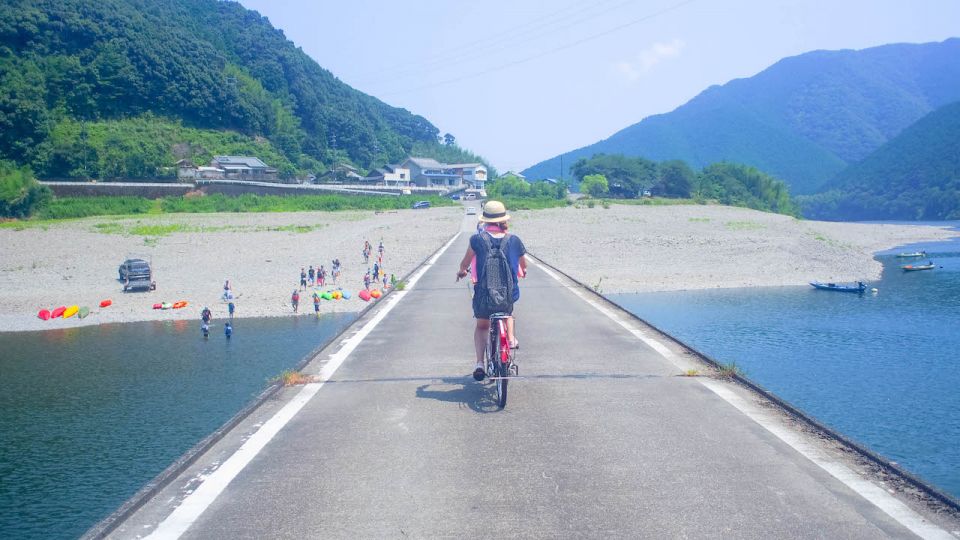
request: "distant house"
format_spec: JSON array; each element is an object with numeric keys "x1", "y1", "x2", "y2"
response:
[
  {"x1": 176, "y1": 159, "x2": 198, "y2": 181},
  {"x1": 210, "y1": 156, "x2": 278, "y2": 180},
  {"x1": 399, "y1": 157, "x2": 487, "y2": 189},
  {"x1": 498, "y1": 171, "x2": 526, "y2": 181},
  {"x1": 363, "y1": 165, "x2": 411, "y2": 186},
  {"x1": 317, "y1": 163, "x2": 363, "y2": 183}
]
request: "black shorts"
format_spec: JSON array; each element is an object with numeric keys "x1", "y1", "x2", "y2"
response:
[{"x1": 472, "y1": 294, "x2": 514, "y2": 319}]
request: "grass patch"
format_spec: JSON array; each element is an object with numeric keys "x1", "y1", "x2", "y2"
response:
[
  {"x1": 263, "y1": 224, "x2": 324, "y2": 234},
  {"x1": 92, "y1": 222, "x2": 125, "y2": 234},
  {"x1": 277, "y1": 370, "x2": 316, "y2": 386},
  {"x1": 13, "y1": 192, "x2": 457, "y2": 222},
  {"x1": 129, "y1": 223, "x2": 195, "y2": 236},
  {"x1": 610, "y1": 197, "x2": 699, "y2": 207},
  {"x1": 724, "y1": 221, "x2": 765, "y2": 231},
  {"x1": 393, "y1": 280, "x2": 407, "y2": 291},
  {"x1": 688, "y1": 217, "x2": 711, "y2": 223},
  {"x1": 143, "y1": 237, "x2": 160, "y2": 247},
  {"x1": 716, "y1": 362, "x2": 744, "y2": 378},
  {"x1": 497, "y1": 196, "x2": 569, "y2": 210}
]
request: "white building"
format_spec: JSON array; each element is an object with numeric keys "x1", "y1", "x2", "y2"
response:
[{"x1": 399, "y1": 157, "x2": 487, "y2": 189}]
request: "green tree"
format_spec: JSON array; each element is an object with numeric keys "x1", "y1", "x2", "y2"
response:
[
  {"x1": 0, "y1": 161, "x2": 51, "y2": 218},
  {"x1": 656, "y1": 160, "x2": 694, "y2": 198},
  {"x1": 580, "y1": 174, "x2": 609, "y2": 197}
]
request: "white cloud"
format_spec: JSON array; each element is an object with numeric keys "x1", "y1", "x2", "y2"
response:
[{"x1": 616, "y1": 39, "x2": 685, "y2": 81}]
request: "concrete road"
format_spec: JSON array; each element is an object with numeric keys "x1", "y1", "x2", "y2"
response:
[{"x1": 107, "y1": 215, "x2": 957, "y2": 539}]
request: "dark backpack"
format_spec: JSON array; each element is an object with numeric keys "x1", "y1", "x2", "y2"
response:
[{"x1": 475, "y1": 232, "x2": 515, "y2": 314}]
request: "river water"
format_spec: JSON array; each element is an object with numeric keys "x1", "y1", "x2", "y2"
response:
[
  {"x1": 0, "y1": 314, "x2": 356, "y2": 540},
  {"x1": 610, "y1": 234, "x2": 960, "y2": 501}
]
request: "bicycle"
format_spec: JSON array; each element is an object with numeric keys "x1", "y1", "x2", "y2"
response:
[{"x1": 486, "y1": 312, "x2": 517, "y2": 409}]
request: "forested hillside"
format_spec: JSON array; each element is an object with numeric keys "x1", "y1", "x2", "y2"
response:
[
  {"x1": 799, "y1": 101, "x2": 960, "y2": 221},
  {"x1": 0, "y1": 0, "x2": 477, "y2": 179},
  {"x1": 523, "y1": 39, "x2": 960, "y2": 194}
]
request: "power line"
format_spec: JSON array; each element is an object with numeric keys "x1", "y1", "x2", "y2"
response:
[
  {"x1": 377, "y1": 0, "x2": 698, "y2": 97},
  {"x1": 349, "y1": 0, "x2": 632, "y2": 84}
]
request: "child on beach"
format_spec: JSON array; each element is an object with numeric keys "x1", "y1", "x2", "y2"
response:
[
  {"x1": 318, "y1": 265, "x2": 326, "y2": 287},
  {"x1": 222, "y1": 280, "x2": 233, "y2": 300},
  {"x1": 291, "y1": 290, "x2": 300, "y2": 313},
  {"x1": 312, "y1": 291, "x2": 321, "y2": 315},
  {"x1": 228, "y1": 301, "x2": 235, "y2": 319},
  {"x1": 382, "y1": 273, "x2": 388, "y2": 289},
  {"x1": 224, "y1": 322, "x2": 232, "y2": 339},
  {"x1": 299, "y1": 268, "x2": 307, "y2": 290},
  {"x1": 308, "y1": 266, "x2": 316, "y2": 287},
  {"x1": 363, "y1": 269, "x2": 371, "y2": 290}
]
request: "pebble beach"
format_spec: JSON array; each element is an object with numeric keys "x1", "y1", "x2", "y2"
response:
[{"x1": 2, "y1": 203, "x2": 957, "y2": 332}]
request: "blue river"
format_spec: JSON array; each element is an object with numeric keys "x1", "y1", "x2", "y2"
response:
[
  {"x1": 0, "y1": 313, "x2": 356, "y2": 540},
  {"x1": 610, "y1": 233, "x2": 960, "y2": 500}
]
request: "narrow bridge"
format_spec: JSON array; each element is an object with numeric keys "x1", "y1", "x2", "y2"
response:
[{"x1": 99, "y1": 216, "x2": 958, "y2": 539}]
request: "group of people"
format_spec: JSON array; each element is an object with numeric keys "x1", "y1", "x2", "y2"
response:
[
  {"x1": 200, "y1": 299, "x2": 233, "y2": 339},
  {"x1": 299, "y1": 264, "x2": 329, "y2": 290}
]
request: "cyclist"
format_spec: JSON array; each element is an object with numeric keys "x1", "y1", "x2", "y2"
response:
[{"x1": 456, "y1": 200, "x2": 527, "y2": 381}]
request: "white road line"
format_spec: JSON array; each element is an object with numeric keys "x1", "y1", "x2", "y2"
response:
[
  {"x1": 146, "y1": 233, "x2": 461, "y2": 540},
  {"x1": 533, "y1": 259, "x2": 953, "y2": 540}
]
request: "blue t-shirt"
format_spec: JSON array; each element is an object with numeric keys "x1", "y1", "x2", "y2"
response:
[{"x1": 470, "y1": 232, "x2": 526, "y2": 302}]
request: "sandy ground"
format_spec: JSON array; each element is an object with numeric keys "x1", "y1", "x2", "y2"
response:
[
  {"x1": 3, "y1": 203, "x2": 958, "y2": 332},
  {"x1": 510, "y1": 204, "x2": 959, "y2": 293},
  {"x1": 0, "y1": 207, "x2": 462, "y2": 332}
]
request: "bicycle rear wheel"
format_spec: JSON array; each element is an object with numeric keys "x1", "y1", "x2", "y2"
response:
[{"x1": 493, "y1": 325, "x2": 508, "y2": 409}]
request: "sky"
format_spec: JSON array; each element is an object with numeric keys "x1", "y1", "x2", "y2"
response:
[{"x1": 237, "y1": 0, "x2": 960, "y2": 173}]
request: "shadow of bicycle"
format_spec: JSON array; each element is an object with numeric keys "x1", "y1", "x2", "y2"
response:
[{"x1": 415, "y1": 377, "x2": 504, "y2": 413}]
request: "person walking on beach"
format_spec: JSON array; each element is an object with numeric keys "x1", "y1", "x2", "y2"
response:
[
  {"x1": 308, "y1": 265, "x2": 316, "y2": 287},
  {"x1": 318, "y1": 265, "x2": 326, "y2": 287},
  {"x1": 312, "y1": 291, "x2": 321, "y2": 316},
  {"x1": 372, "y1": 262, "x2": 380, "y2": 283},
  {"x1": 291, "y1": 290, "x2": 300, "y2": 313},
  {"x1": 363, "y1": 269, "x2": 372, "y2": 290},
  {"x1": 382, "y1": 272, "x2": 388, "y2": 289},
  {"x1": 299, "y1": 268, "x2": 307, "y2": 291},
  {"x1": 378, "y1": 240, "x2": 384, "y2": 260},
  {"x1": 228, "y1": 301, "x2": 235, "y2": 319}
]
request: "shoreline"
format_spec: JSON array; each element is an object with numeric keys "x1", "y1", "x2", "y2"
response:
[{"x1": 512, "y1": 205, "x2": 959, "y2": 294}]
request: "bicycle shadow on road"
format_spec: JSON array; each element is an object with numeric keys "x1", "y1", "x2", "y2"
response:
[{"x1": 415, "y1": 378, "x2": 504, "y2": 414}]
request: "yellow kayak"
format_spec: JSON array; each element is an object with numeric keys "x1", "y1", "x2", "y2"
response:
[{"x1": 62, "y1": 305, "x2": 80, "y2": 318}]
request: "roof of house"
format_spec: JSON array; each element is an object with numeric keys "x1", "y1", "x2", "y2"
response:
[
  {"x1": 404, "y1": 157, "x2": 444, "y2": 169},
  {"x1": 445, "y1": 163, "x2": 485, "y2": 169},
  {"x1": 212, "y1": 156, "x2": 269, "y2": 168},
  {"x1": 500, "y1": 171, "x2": 526, "y2": 179}
]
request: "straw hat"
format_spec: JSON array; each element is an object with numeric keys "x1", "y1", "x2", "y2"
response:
[{"x1": 479, "y1": 200, "x2": 510, "y2": 223}]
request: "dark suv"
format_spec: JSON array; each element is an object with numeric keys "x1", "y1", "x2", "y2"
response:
[
  {"x1": 118, "y1": 258, "x2": 155, "y2": 291},
  {"x1": 118, "y1": 259, "x2": 151, "y2": 281},
  {"x1": 412, "y1": 200, "x2": 431, "y2": 209}
]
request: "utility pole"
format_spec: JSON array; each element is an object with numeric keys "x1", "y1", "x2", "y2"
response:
[{"x1": 559, "y1": 153, "x2": 563, "y2": 184}]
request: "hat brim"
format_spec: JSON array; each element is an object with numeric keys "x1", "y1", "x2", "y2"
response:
[{"x1": 478, "y1": 213, "x2": 510, "y2": 223}]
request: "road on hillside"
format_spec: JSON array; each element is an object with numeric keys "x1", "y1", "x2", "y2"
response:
[{"x1": 108, "y1": 213, "x2": 949, "y2": 539}]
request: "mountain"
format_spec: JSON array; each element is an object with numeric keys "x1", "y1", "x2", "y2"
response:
[
  {"x1": 522, "y1": 39, "x2": 960, "y2": 194},
  {"x1": 799, "y1": 101, "x2": 960, "y2": 220},
  {"x1": 0, "y1": 0, "x2": 465, "y2": 179}
]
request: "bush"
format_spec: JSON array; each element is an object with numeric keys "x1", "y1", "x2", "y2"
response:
[{"x1": 0, "y1": 162, "x2": 51, "y2": 218}]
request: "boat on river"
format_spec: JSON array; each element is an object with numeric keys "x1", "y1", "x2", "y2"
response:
[
  {"x1": 896, "y1": 251, "x2": 926, "y2": 258},
  {"x1": 810, "y1": 281, "x2": 866, "y2": 293},
  {"x1": 902, "y1": 262, "x2": 936, "y2": 272}
]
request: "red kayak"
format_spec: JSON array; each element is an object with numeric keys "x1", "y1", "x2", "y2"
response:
[
  {"x1": 152, "y1": 303, "x2": 163, "y2": 310},
  {"x1": 51, "y1": 306, "x2": 66, "y2": 318},
  {"x1": 358, "y1": 290, "x2": 371, "y2": 302},
  {"x1": 99, "y1": 299, "x2": 112, "y2": 308},
  {"x1": 38, "y1": 309, "x2": 51, "y2": 321}
]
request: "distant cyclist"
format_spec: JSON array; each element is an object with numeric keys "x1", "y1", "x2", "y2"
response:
[{"x1": 456, "y1": 200, "x2": 527, "y2": 381}]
